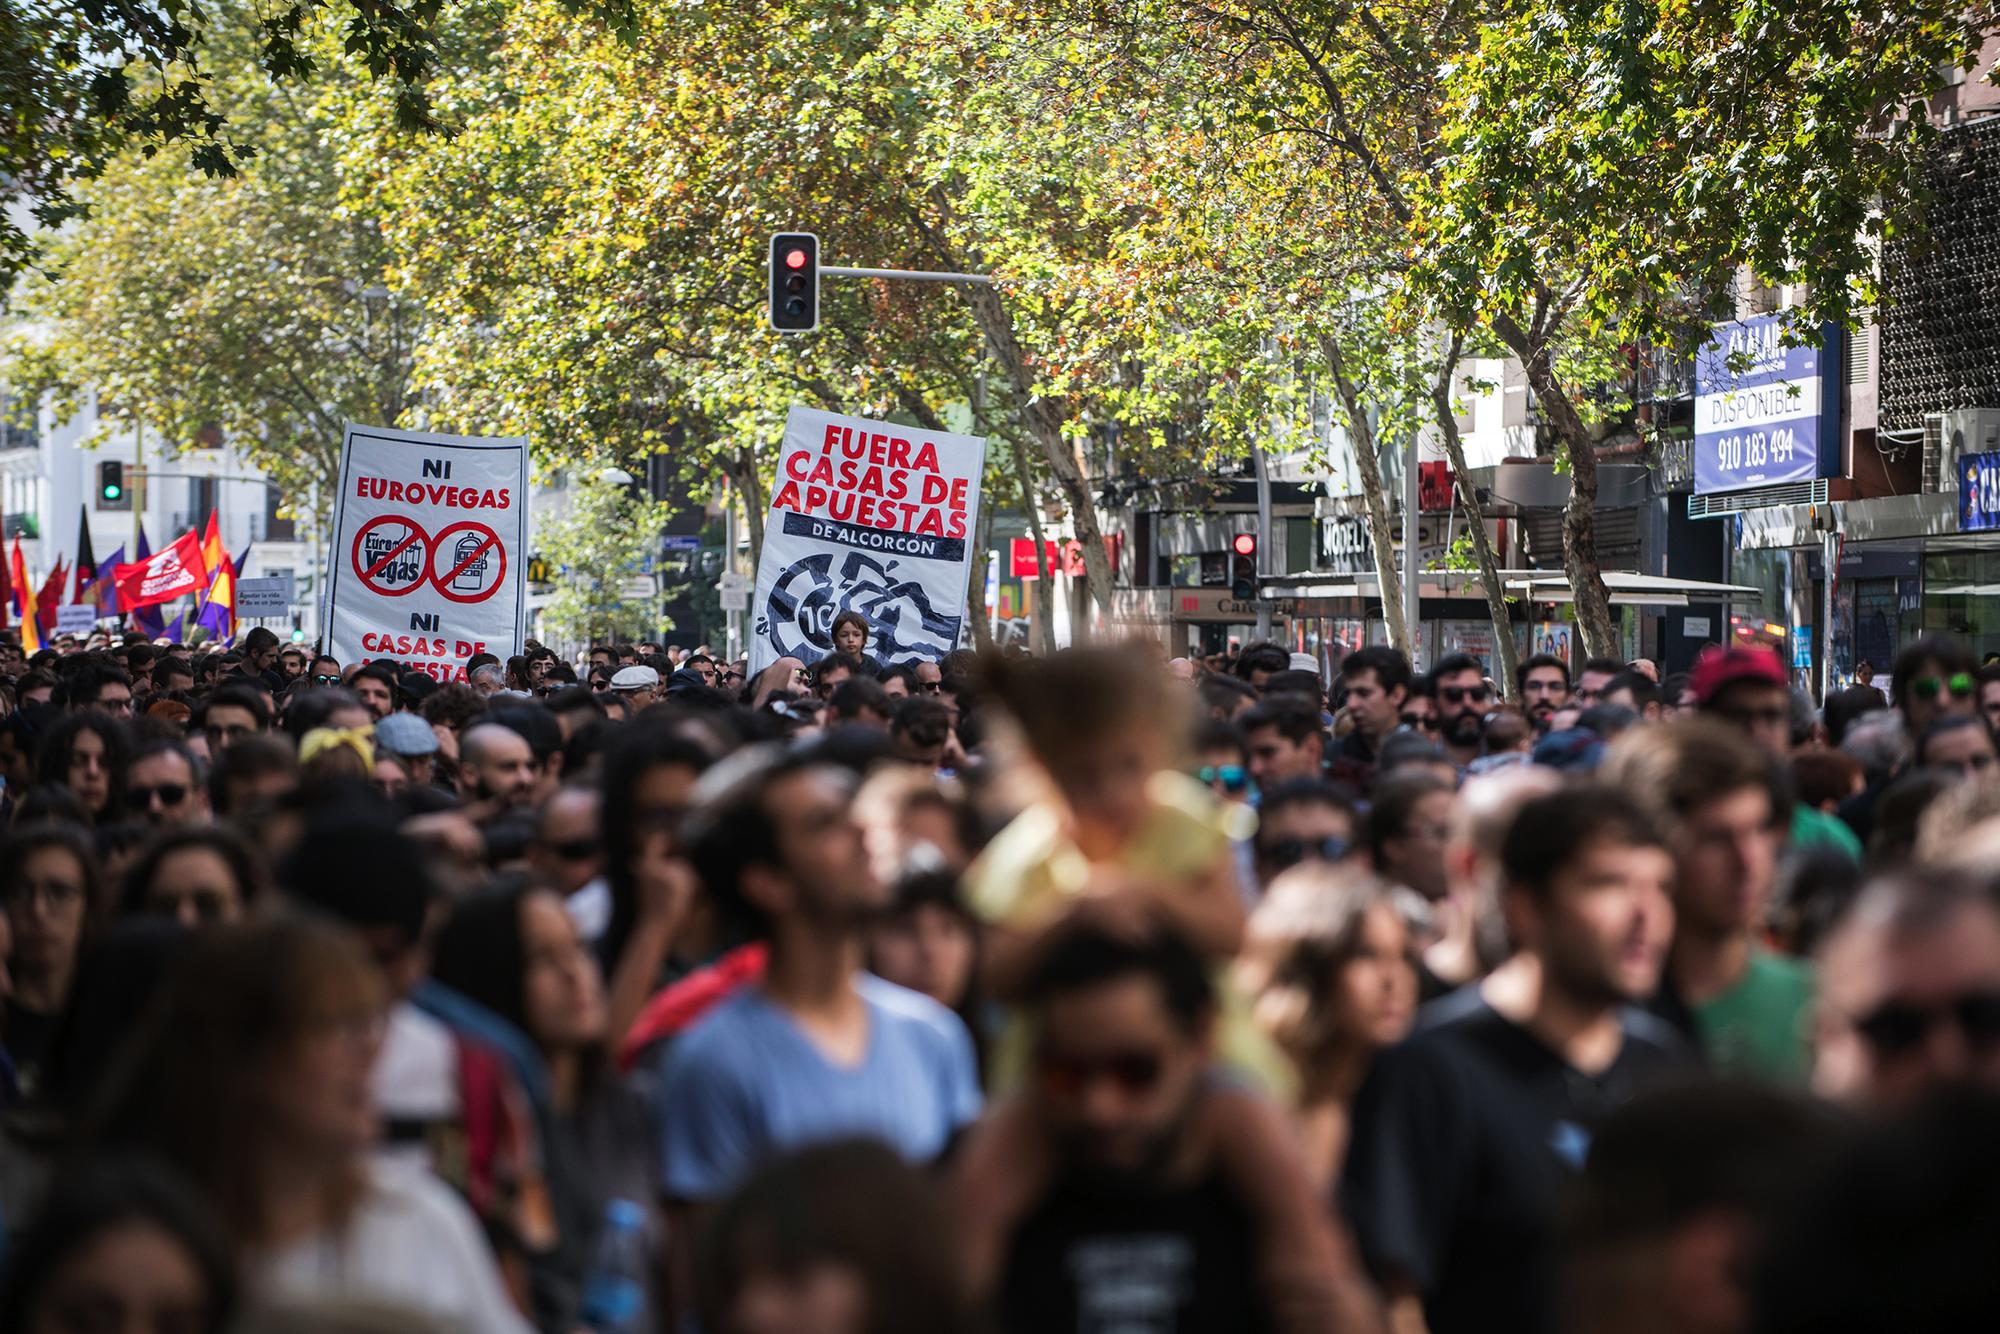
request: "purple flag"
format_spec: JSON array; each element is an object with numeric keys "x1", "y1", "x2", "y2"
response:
[
  {"x1": 131, "y1": 527, "x2": 166, "y2": 639},
  {"x1": 92, "y1": 547, "x2": 125, "y2": 616}
]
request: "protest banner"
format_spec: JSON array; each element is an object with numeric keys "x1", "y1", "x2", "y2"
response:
[
  {"x1": 236, "y1": 575, "x2": 295, "y2": 619},
  {"x1": 751, "y1": 407, "x2": 986, "y2": 671},
  {"x1": 56, "y1": 604, "x2": 97, "y2": 635},
  {"x1": 322, "y1": 423, "x2": 529, "y2": 682}
]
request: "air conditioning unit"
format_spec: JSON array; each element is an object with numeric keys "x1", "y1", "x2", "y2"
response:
[{"x1": 1924, "y1": 409, "x2": 2000, "y2": 494}]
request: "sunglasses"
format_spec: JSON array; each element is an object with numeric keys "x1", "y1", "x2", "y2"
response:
[
  {"x1": 311, "y1": 674, "x2": 344, "y2": 687},
  {"x1": 1197, "y1": 764, "x2": 1251, "y2": 794},
  {"x1": 920, "y1": 680, "x2": 942, "y2": 694},
  {"x1": 1035, "y1": 1048, "x2": 1166, "y2": 1100},
  {"x1": 545, "y1": 838, "x2": 599, "y2": 862},
  {"x1": 1912, "y1": 673, "x2": 1976, "y2": 701},
  {"x1": 129, "y1": 783, "x2": 190, "y2": 808},
  {"x1": 1399, "y1": 713, "x2": 1439, "y2": 731},
  {"x1": 1439, "y1": 684, "x2": 1491, "y2": 705},
  {"x1": 1257, "y1": 835, "x2": 1349, "y2": 872},
  {"x1": 591, "y1": 680, "x2": 611, "y2": 692},
  {"x1": 1855, "y1": 990, "x2": 2000, "y2": 1056}
]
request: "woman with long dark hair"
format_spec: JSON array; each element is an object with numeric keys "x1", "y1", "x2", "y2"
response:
[
  {"x1": 34, "y1": 714, "x2": 130, "y2": 825},
  {"x1": 431, "y1": 878, "x2": 663, "y2": 1332}
]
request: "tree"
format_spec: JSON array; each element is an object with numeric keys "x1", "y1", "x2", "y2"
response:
[
  {"x1": 5, "y1": 15, "x2": 419, "y2": 526},
  {"x1": 0, "y1": 0, "x2": 636, "y2": 289},
  {"x1": 535, "y1": 470, "x2": 674, "y2": 650},
  {"x1": 1408, "y1": 0, "x2": 1980, "y2": 656}
]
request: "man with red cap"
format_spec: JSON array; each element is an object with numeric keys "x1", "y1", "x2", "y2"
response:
[{"x1": 1691, "y1": 645, "x2": 1861, "y2": 864}]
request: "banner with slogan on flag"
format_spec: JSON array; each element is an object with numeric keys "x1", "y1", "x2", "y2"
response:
[
  {"x1": 750, "y1": 406, "x2": 987, "y2": 672},
  {"x1": 113, "y1": 529, "x2": 208, "y2": 610},
  {"x1": 322, "y1": 422, "x2": 529, "y2": 683}
]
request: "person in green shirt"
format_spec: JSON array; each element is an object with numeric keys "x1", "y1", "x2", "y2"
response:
[{"x1": 1604, "y1": 713, "x2": 1814, "y2": 1081}]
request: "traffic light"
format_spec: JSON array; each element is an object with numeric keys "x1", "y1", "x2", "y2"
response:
[
  {"x1": 768, "y1": 232, "x2": 820, "y2": 332},
  {"x1": 1230, "y1": 532, "x2": 1257, "y2": 600},
  {"x1": 98, "y1": 460, "x2": 130, "y2": 510}
]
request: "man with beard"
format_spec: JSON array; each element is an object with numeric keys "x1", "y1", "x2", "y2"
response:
[
  {"x1": 1343, "y1": 785, "x2": 1694, "y2": 1334},
  {"x1": 1430, "y1": 653, "x2": 1492, "y2": 769},
  {"x1": 457, "y1": 721, "x2": 539, "y2": 818},
  {"x1": 958, "y1": 927, "x2": 1380, "y2": 1334},
  {"x1": 657, "y1": 748, "x2": 982, "y2": 1291},
  {"x1": 1515, "y1": 653, "x2": 1571, "y2": 734}
]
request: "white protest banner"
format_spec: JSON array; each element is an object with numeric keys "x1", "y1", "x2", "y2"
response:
[
  {"x1": 751, "y1": 406, "x2": 986, "y2": 671},
  {"x1": 56, "y1": 604, "x2": 96, "y2": 635},
  {"x1": 236, "y1": 575, "x2": 294, "y2": 619},
  {"x1": 323, "y1": 423, "x2": 528, "y2": 682}
]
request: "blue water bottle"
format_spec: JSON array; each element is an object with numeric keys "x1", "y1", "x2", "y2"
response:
[{"x1": 579, "y1": 1198, "x2": 649, "y2": 1334}]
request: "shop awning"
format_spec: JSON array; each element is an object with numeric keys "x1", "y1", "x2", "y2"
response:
[
  {"x1": 1502, "y1": 571, "x2": 1763, "y2": 607},
  {"x1": 1263, "y1": 569, "x2": 1761, "y2": 607}
]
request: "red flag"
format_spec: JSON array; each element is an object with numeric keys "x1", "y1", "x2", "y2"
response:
[
  {"x1": 112, "y1": 529, "x2": 209, "y2": 610},
  {"x1": 35, "y1": 556, "x2": 67, "y2": 634}
]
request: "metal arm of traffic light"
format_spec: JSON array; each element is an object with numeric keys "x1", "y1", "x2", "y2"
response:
[{"x1": 820, "y1": 265, "x2": 993, "y2": 285}]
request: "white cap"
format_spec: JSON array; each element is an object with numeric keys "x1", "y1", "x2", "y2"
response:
[
  {"x1": 611, "y1": 665, "x2": 661, "y2": 690},
  {"x1": 1288, "y1": 652, "x2": 1320, "y2": 673}
]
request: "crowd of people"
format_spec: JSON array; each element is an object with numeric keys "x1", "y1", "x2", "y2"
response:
[{"x1": 0, "y1": 614, "x2": 1996, "y2": 1333}]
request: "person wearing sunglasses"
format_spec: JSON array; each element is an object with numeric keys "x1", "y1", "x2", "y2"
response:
[
  {"x1": 1251, "y1": 779, "x2": 1361, "y2": 893},
  {"x1": 1430, "y1": 653, "x2": 1493, "y2": 768},
  {"x1": 1815, "y1": 871, "x2": 2000, "y2": 1111},
  {"x1": 1891, "y1": 633, "x2": 1978, "y2": 737},
  {"x1": 124, "y1": 739, "x2": 210, "y2": 828},
  {"x1": 958, "y1": 927, "x2": 1377, "y2": 1333},
  {"x1": 1192, "y1": 719, "x2": 1255, "y2": 807}
]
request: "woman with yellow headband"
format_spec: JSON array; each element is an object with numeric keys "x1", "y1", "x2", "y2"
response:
[{"x1": 298, "y1": 727, "x2": 375, "y2": 785}]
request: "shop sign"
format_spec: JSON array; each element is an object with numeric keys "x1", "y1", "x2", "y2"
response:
[
  {"x1": 1694, "y1": 314, "x2": 1836, "y2": 495},
  {"x1": 1960, "y1": 450, "x2": 2000, "y2": 533},
  {"x1": 1172, "y1": 588, "x2": 1298, "y2": 622}
]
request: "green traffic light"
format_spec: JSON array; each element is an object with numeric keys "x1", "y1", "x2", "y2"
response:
[{"x1": 102, "y1": 484, "x2": 122, "y2": 501}]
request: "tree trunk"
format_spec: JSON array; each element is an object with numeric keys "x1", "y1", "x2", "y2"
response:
[
  {"x1": 1011, "y1": 432, "x2": 1059, "y2": 655},
  {"x1": 1429, "y1": 334, "x2": 1521, "y2": 698},
  {"x1": 967, "y1": 499, "x2": 994, "y2": 650},
  {"x1": 1320, "y1": 332, "x2": 1412, "y2": 660},
  {"x1": 963, "y1": 280, "x2": 1115, "y2": 619},
  {"x1": 726, "y1": 447, "x2": 765, "y2": 577},
  {"x1": 1490, "y1": 317, "x2": 1618, "y2": 660}
]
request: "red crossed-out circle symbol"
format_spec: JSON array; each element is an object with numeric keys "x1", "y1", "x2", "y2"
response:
[
  {"x1": 429, "y1": 520, "x2": 508, "y2": 604},
  {"x1": 352, "y1": 515, "x2": 432, "y2": 597}
]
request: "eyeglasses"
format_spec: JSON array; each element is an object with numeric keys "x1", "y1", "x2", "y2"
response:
[
  {"x1": 721, "y1": 671, "x2": 745, "y2": 685},
  {"x1": 545, "y1": 837, "x2": 600, "y2": 862},
  {"x1": 1257, "y1": 835, "x2": 1350, "y2": 872},
  {"x1": 1912, "y1": 673, "x2": 1976, "y2": 701},
  {"x1": 1035, "y1": 1047, "x2": 1166, "y2": 1100},
  {"x1": 130, "y1": 783, "x2": 190, "y2": 808},
  {"x1": 1196, "y1": 764, "x2": 1251, "y2": 794},
  {"x1": 4, "y1": 879, "x2": 83, "y2": 909},
  {"x1": 1399, "y1": 713, "x2": 1439, "y2": 731},
  {"x1": 1855, "y1": 990, "x2": 2000, "y2": 1056},
  {"x1": 1439, "y1": 684, "x2": 1490, "y2": 705}
]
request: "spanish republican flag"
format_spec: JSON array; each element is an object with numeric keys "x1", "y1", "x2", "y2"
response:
[
  {"x1": 200, "y1": 512, "x2": 224, "y2": 579},
  {"x1": 12, "y1": 537, "x2": 39, "y2": 654},
  {"x1": 194, "y1": 549, "x2": 237, "y2": 642}
]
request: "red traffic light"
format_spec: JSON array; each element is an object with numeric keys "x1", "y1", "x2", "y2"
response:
[
  {"x1": 1231, "y1": 533, "x2": 1257, "y2": 557},
  {"x1": 784, "y1": 247, "x2": 810, "y2": 270}
]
